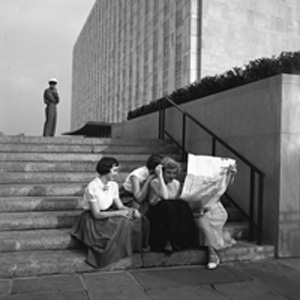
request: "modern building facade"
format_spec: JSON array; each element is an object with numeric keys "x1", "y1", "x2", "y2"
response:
[{"x1": 71, "y1": 0, "x2": 300, "y2": 130}]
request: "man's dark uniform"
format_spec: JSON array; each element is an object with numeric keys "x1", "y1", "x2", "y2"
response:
[{"x1": 43, "y1": 80, "x2": 59, "y2": 137}]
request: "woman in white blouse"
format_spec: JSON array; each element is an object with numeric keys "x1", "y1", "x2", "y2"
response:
[
  {"x1": 71, "y1": 157, "x2": 144, "y2": 268},
  {"x1": 120, "y1": 154, "x2": 163, "y2": 214}
]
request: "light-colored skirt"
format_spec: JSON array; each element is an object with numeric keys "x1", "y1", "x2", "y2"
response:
[{"x1": 195, "y1": 201, "x2": 236, "y2": 250}]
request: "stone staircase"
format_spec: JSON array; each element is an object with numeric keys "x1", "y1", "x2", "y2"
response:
[{"x1": 0, "y1": 136, "x2": 274, "y2": 278}]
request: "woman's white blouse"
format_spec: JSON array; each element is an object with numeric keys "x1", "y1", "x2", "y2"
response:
[
  {"x1": 149, "y1": 178, "x2": 181, "y2": 206},
  {"x1": 81, "y1": 177, "x2": 119, "y2": 211},
  {"x1": 122, "y1": 166, "x2": 149, "y2": 193}
]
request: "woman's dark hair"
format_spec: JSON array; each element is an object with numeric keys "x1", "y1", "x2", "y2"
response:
[
  {"x1": 96, "y1": 157, "x2": 119, "y2": 175},
  {"x1": 146, "y1": 154, "x2": 163, "y2": 171}
]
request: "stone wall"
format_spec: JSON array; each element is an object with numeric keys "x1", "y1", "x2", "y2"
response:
[
  {"x1": 72, "y1": 0, "x2": 300, "y2": 131},
  {"x1": 201, "y1": 0, "x2": 300, "y2": 76},
  {"x1": 71, "y1": 0, "x2": 197, "y2": 130}
]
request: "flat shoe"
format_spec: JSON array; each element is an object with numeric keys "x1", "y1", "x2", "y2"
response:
[
  {"x1": 206, "y1": 255, "x2": 220, "y2": 270},
  {"x1": 143, "y1": 246, "x2": 151, "y2": 253},
  {"x1": 163, "y1": 240, "x2": 174, "y2": 254}
]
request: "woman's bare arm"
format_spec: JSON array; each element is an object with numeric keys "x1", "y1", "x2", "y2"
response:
[
  {"x1": 89, "y1": 200, "x2": 127, "y2": 219},
  {"x1": 155, "y1": 165, "x2": 169, "y2": 199},
  {"x1": 130, "y1": 174, "x2": 155, "y2": 203}
]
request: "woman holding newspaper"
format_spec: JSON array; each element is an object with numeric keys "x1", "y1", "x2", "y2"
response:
[{"x1": 181, "y1": 154, "x2": 237, "y2": 270}]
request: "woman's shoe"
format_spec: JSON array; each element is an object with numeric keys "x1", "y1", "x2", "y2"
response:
[
  {"x1": 142, "y1": 246, "x2": 151, "y2": 253},
  {"x1": 206, "y1": 254, "x2": 220, "y2": 270},
  {"x1": 163, "y1": 241, "x2": 173, "y2": 254}
]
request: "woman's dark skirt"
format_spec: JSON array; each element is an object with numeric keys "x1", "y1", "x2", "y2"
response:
[
  {"x1": 148, "y1": 199, "x2": 197, "y2": 252},
  {"x1": 119, "y1": 186, "x2": 149, "y2": 214},
  {"x1": 71, "y1": 211, "x2": 143, "y2": 268}
]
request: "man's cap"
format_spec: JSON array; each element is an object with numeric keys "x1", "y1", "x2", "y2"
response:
[{"x1": 48, "y1": 78, "x2": 58, "y2": 84}]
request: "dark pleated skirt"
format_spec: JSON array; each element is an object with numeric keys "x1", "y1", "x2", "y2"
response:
[
  {"x1": 71, "y1": 211, "x2": 143, "y2": 268},
  {"x1": 119, "y1": 186, "x2": 149, "y2": 214},
  {"x1": 148, "y1": 199, "x2": 197, "y2": 252}
]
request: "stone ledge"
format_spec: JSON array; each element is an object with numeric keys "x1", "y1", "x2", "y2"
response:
[{"x1": 0, "y1": 243, "x2": 275, "y2": 279}]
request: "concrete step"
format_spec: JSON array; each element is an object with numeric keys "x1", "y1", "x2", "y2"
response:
[
  {"x1": 0, "y1": 152, "x2": 154, "y2": 162},
  {"x1": 0, "y1": 209, "x2": 249, "y2": 240},
  {"x1": 0, "y1": 243, "x2": 275, "y2": 278},
  {"x1": 143, "y1": 242, "x2": 275, "y2": 268},
  {"x1": 0, "y1": 183, "x2": 87, "y2": 197},
  {"x1": 0, "y1": 211, "x2": 81, "y2": 231},
  {"x1": 0, "y1": 172, "x2": 130, "y2": 184},
  {"x1": 0, "y1": 196, "x2": 82, "y2": 212},
  {"x1": 0, "y1": 197, "x2": 244, "y2": 222},
  {"x1": 0, "y1": 180, "x2": 142, "y2": 197},
  {"x1": 0, "y1": 136, "x2": 173, "y2": 146},
  {"x1": 224, "y1": 222, "x2": 249, "y2": 240},
  {"x1": 0, "y1": 135, "x2": 261, "y2": 279},
  {"x1": 0, "y1": 225, "x2": 248, "y2": 253},
  {"x1": 0, "y1": 143, "x2": 178, "y2": 154},
  {"x1": 0, "y1": 153, "x2": 181, "y2": 164},
  {"x1": 0, "y1": 229, "x2": 78, "y2": 252},
  {"x1": 0, "y1": 172, "x2": 96, "y2": 184},
  {"x1": 0, "y1": 160, "x2": 144, "y2": 173},
  {"x1": 0, "y1": 225, "x2": 247, "y2": 253}
]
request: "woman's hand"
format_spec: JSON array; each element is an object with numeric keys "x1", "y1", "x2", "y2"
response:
[
  {"x1": 133, "y1": 209, "x2": 141, "y2": 219},
  {"x1": 119, "y1": 210, "x2": 133, "y2": 219},
  {"x1": 119, "y1": 209, "x2": 141, "y2": 219},
  {"x1": 155, "y1": 164, "x2": 163, "y2": 177}
]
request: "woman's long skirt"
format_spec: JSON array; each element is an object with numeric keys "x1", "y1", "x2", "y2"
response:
[
  {"x1": 71, "y1": 211, "x2": 143, "y2": 268},
  {"x1": 196, "y1": 201, "x2": 236, "y2": 250},
  {"x1": 119, "y1": 186, "x2": 149, "y2": 215},
  {"x1": 148, "y1": 199, "x2": 197, "y2": 252}
]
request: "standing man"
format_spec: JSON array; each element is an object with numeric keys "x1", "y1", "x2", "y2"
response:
[{"x1": 43, "y1": 78, "x2": 60, "y2": 137}]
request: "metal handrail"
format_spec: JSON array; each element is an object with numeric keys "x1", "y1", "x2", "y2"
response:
[{"x1": 158, "y1": 97, "x2": 265, "y2": 244}]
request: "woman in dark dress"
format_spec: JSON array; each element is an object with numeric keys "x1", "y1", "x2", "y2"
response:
[
  {"x1": 147, "y1": 157, "x2": 197, "y2": 253},
  {"x1": 71, "y1": 157, "x2": 144, "y2": 268}
]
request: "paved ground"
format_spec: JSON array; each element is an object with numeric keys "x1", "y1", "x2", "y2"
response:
[{"x1": 0, "y1": 258, "x2": 299, "y2": 300}]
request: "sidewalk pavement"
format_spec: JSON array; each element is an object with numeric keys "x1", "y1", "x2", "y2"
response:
[{"x1": 0, "y1": 258, "x2": 300, "y2": 300}]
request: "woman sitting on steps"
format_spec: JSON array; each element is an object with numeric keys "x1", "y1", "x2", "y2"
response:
[
  {"x1": 119, "y1": 154, "x2": 163, "y2": 214},
  {"x1": 147, "y1": 157, "x2": 197, "y2": 253},
  {"x1": 181, "y1": 154, "x2": 237, "y2": 270},
  {"x1": 71, "y1": 157, "x2": 147, "y2": 268}
]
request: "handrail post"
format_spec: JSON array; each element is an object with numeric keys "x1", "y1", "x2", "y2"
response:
[
  {"x1": 181, "y1": 114, "x2": 186, "y2": 161},
  {"x1": 212, "y1": 137, "x2": 216, "y2": 156},
  {"x1": 257, "y1": 175, "x2": 264, "y2": 245},
  {"x1": 162, "y1": 99, "x2": 165, "y2": 139},
  {"x1": 159, "y1": 99, "x2": 166, "y2": 140},
  {"x1": 249, "y1": 170, "x2": 255, "y2": 241},
  {"x1": 158, "y1": 100, "x2": 162, "y2": 139}
]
